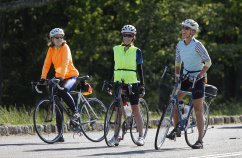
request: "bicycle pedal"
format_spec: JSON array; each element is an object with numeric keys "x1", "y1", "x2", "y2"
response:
[
  {"x1": 174, "y1": 134, "x2": 177, "y2": 141},
  {"x1": 118, "y1": 136, "x2": 123, "y2": 142},
  {"x1": 72, "y1": 131, "x2": 83, "y2": 138}
]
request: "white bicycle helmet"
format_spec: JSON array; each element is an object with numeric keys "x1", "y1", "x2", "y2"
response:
[
  {"x1": 181, "y1": 19, "x2": 199, "y2": 32},
  {"x1": 49, "y1": 28, "x2": 65, "y2": 38},
  {"x1": 121, "y1": 25, "x2": 136, "y2": 34}
]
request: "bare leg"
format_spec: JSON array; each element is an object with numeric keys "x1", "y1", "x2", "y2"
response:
[
  {"x1": 114, "y1": 107, "x2": 122, "y2": 136},
  {"x1": 172, "y1": 92, "x2": 186, "y2": 128},
  {"x1": 131, "y1": 104, "x2": 143, "y2": 137},
  {"x1": 193, "y1": 98, "x2": 204, "y2": 142}
]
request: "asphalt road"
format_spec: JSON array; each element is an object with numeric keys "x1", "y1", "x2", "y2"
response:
[{"x1": 0, "y1": 124, "x2": 242, "y2": 158}]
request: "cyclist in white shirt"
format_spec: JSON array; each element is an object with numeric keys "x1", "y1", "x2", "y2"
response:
[{"x1": 168, "y1": 19, "x2": 212, "y2": 149}]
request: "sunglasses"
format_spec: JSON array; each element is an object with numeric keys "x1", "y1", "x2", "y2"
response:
[
  {"x1": 123, "y1": 34, "x2": 134, "y2": 38},
  {"x1": 182, "y1": 26, "x2": 190, "y2": 30},
  {"x1": 53, "y1": 36, "x2": 64, "y2": 39}
]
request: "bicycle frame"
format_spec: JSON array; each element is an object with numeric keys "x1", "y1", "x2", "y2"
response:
[
  {"x1": 64, "y1": 90, "x2": 100, "y2": 126},
  {"x1": 104, "y1": 80, "x2": 134, "y2": 139},
  {"x1": 155, "y1": 66, "x2": 214, "y2": 149},
  {"x1": 43, "y1": 84, "x2": 60, "y2": 123},
  {"x1": 113, "y1": 83, "x2": 132, "y2": 128},
  {"x1": 171, "y1": 91, "x2": 194, "y2": 131},
  {"x1": 164, "y1": 67, "x2": 199, "y2": 132},
  {"x1": 34, "y1": 78, "x2": 100, "y2": 126}
]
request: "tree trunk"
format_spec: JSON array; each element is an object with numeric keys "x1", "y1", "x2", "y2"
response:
[
  {"x1": 235, "y1": 57, "x2": 242, "y2": 99},
  {"x1": 0, "y1": 9, "x2": 6, "y2": 106}
]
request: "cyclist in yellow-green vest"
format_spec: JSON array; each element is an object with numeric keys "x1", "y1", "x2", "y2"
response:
[{"x1": 108, "y1": 25, "x2": 145, "y2": 146}]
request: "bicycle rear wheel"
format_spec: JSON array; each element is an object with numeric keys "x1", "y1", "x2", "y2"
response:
[
  {"x1": 130, "y1": 98, "x2": 149, "y2": 145},
  {"x1": 185, "y1": 99, "x2": 209, "y2": 147},
  {"x1": 33, "y1": 99, "x2": 63, "y2": 144},
  {"x1": 104, "y1": 100, "x2": 122, "y2": 147},
  {"x1": 155, "y1": 100, "x2": 175, "y2": 150},
  {"x1": 80, "y1": 98, "x2": 106, "y2": 142}
]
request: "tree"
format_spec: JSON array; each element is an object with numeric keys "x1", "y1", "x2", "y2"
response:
[
  {"x1": 0, "y1": 0, "x2": 61, "y2": 12},
  {"x1": 0, "y1": 0, "x2": 61, "y2": 106},
  {"x1": 0, "y1": 0, "x2": 241, "y2": 113}
]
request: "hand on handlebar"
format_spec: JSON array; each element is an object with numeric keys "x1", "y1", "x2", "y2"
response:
[
  {"x1": 39, "y1": 78, "x2": 46, "y2": 84},
  {"x1": 173, "y1": 82, "x2": 178, "y2": 88},
  {"x1": 189, "y1": 77, "x2": 194, "y2": 82},
  {"x1": 104, "y1": 83, "x2": 113, "y2": 95},
  {"x1": 139, "y1": 87, "x2": 145, "y2": 98},
  {"x1": 108, "y1": 89, "x2": 113, "y2": 95},
  {"x1": 32, "y1": 78, "x2": 64, "y2": 94},
  {"x1": 189, "y1": 74, "x2": 201, "y2": 83},
  {"x1": 59, "y1": 77, "x2": 64, "y2": 82}
]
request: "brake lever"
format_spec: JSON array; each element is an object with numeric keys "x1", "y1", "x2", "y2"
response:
[
  {"x1": 31, "y1": 81, "x2": 34, "y2": 93},
  {"x1": 161, "y1": 66, "x2": 168, "y2": 79},
  {"x1": 51, "y1": 78, "x2": 64, "y2": 90},
  {"x1": 102, "y1": 80, "x2": 108, "y2": 92},
  {"x1": 192, "y1": 76, "x2": 197, "y2": 89},
  {"x1": 128, "y1": 83, "x2": 134, "y2": 95}
]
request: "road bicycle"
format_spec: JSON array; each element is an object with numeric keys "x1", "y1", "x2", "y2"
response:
[
  {"x1": 102, "y1": 79, "x2": 149, "y2": 147},
  {"x1": 155, "y1": 67, "x2": 217, "y2": 150},
  {"x1": 31, "y1": 76, "x2": 106, "y2": 144}
]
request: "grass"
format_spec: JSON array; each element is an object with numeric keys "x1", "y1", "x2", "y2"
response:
[
  {"x1": 0, "y1": 100, "x2": 242, "y2": 126},
  {"x1": 209, "y1": 99, "x2": 242, "y2": 117},
  {"x1": 0, "y1": 105, "x2": 34, "y2": 125}
]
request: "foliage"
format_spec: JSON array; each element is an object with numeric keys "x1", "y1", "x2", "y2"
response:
[
  {"x1": 210, "y1": 97, "x2": 242, "y2": 116},
  {"x1": 0, "y1": 105, "x2": 34, "y2": 125},
  {"x1": 0, "y1": 0, "x2": 241, "y2": 114}
]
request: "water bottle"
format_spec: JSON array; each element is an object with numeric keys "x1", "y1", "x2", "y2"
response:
[
  {"x1": 179, "y1": 100, "x2": 185, "y2": 116},
  {"x1": 123, "y1": 102, "x2": 132, "y2": 117},
  {"x1": 183, "y1": 104, "x2": 190, "y2": 118}
]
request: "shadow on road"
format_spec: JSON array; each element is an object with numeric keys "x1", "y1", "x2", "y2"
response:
[
  {"x1": 24, "y1": 144, "x2": 190, "y2": 157},
  {"x1": 25, "y1": 145, "x2": 109, "y2": 152},
  {"x1": 83, "y1": 147, "x2": 190, "y2": 157},
  {"x1": 0, "y1": 143, "x2": 44, "y2": 146},
  {"x1": 218, "y1": 126, "x2": 242, "y2": 129},
  {"x1": 0, "y1": 141, "x2": 80, "y2": 147}
]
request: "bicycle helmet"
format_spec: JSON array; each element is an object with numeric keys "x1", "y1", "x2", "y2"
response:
[
  {"x1": 49, "y1": 28, "x2": 65, "y2": 38},
  {"x1": 121, "y1": 25, "x2": 136, "y2": 35},
  {"x1": 181, "y1": 19, "x2": 199, "y2": 32}
]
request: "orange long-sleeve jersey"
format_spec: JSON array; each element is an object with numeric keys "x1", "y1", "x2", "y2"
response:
[{"x1": 41, "y1": 44, "x2": 79, "y2": 79}]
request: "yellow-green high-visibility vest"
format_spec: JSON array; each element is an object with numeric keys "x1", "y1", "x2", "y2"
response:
[{"x1": 113, "y1": 45, "x2": 138, "y2": 84}]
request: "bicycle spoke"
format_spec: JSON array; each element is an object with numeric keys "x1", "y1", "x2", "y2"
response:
[
  {"x1": 130, "y1": 98, "x2": 149, "y2": 145},
  {"x1": 155, "y1": 100, "x2": 174, "y2": 150},
  {"x1": 80, "y1": 98, "x2": 106, "y2": 142},
  {"x1": 104, "y1": 100, "x2": 122, "y2": 147},
  {"x1": 33, "y1": 99, "x2": 63, "y2": 144}
]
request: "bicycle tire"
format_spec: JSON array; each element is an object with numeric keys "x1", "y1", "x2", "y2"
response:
[
  {"x1": 185, "y1": 99, "x2": 210, "y2": 147},
  {"x1": 130, "y1": 98, "x2": 149, "y2": 145},
  {"x1": 33, "y1": 98, "x2": 63, "y2": 144},
  {"x1": 155, "y1": 100, "x2": 175, "y2": 150},
  {"x1": 104, "y1": 100, "x2": 122, "y2": 147},
  {"x1": 80, "y1": 98, "x2": 106, "y2": 142}
]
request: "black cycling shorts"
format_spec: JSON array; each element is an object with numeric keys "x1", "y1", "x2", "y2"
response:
[
  {"x1": 180, "y1": 77, "x2": 205, "y2": 99},
  {"x1": 114, "y1": 83, "x2": 139, "y2": 105}
]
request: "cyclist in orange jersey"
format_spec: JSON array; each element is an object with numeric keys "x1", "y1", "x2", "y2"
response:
[{"x1": 39, "y1": 28, "x2": 80, "y2": 142}]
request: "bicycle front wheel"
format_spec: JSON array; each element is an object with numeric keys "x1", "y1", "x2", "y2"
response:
[
  {"x1": 185, "y1": 99, "x2": 210, "y2": 147},
  {"x1": 155, "y1": 100, "x2": 175, "y2": 150},
  {"x1": 130, "y1": 98, "x2": 149, "y2": 145},
  {"x1": 33, "y1": 99, "x2": 63, "y2": 144},
  {"x1": 80, "y1": 98, "x2": 106, "y2": 142},
  {"x1": 104, "y1": 100, "x2": 122, "y2": 147}
]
